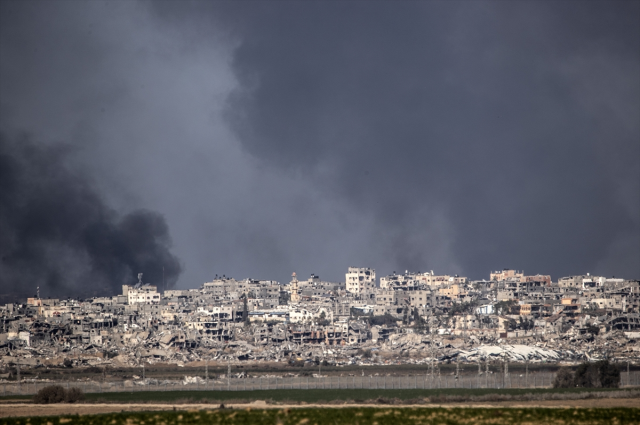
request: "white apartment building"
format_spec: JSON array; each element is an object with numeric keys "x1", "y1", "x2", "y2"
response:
[
  {"x1": 122, "y1": 284, "x2": 160, "y2": 305},
  {"x1": 415, "y1": 273, "x2": 468, "y2": 287},
  {"x1": 289, "y1": 308, "x2": 314, "y2": 323},
  {"x1": 196, "y1": 305, "x2": 234, "y2": 320},
  {"x1": 346, "y1": 267, "x2": 376, "y2": 294},
  {"x1": 558, "y1": 274, "x2": 609, "y2": 288}
]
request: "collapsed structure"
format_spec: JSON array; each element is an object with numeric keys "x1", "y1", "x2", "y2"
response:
[{"x1": 1, "y1": 269, "x2": 639, "y2": 375}]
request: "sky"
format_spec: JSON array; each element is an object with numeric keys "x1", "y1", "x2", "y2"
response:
[{"x1": 1, "y1": 1, "x2": 638, "y2": 299}]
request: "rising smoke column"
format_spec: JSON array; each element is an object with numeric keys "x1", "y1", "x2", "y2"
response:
[{"x1": 0, "y1": 133, "x2": 181, "y2": 301}]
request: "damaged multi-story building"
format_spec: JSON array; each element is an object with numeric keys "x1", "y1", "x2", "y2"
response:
[{"x1": 1, "y1": 267, "x2": 639, "y2": 375}]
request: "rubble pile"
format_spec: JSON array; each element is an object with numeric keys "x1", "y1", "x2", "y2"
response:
[
  {"x1": 455, "y1": 344, "x2": 564, "y2": 362},
  {"x1": 1, "y1": 269, "x2": 638, "y2": 380}
]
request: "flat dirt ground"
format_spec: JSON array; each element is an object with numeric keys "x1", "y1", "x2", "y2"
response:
[{"x1": 1, "y1": 398, "x2": 639, "y2": 418}]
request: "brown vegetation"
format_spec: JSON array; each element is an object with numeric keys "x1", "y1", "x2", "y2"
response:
[{"x1": 33, "y1": 385, "x2": 85, "y2": 404}]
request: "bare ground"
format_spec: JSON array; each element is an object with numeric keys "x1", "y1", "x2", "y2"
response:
[{"x1": 1, "y1": 398, "x2": 639, "y2": 418}]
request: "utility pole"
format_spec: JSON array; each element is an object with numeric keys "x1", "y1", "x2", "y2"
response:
[
  {"x1": 429, "y1": 315, "x2": 436, "y2": 386},
  {"x1": 227, "y1": 359, "x2": 230, "y2": 391},
  {"x1": 463, "y1": 312, "x2": 467, "y2": 341},
  {"x1": 485, "y1": 361, "x2": 489, "y2": 388},
  {"x1": 205, "y1": 359, "x2": 209, "y2": 381},
  {"x1": 503, "y1": 361, "x2": 508, "y2": 388}
]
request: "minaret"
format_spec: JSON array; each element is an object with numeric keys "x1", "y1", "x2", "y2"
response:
[{"x1": 290, "y1": 272, "x2": 300, "y2": 303}]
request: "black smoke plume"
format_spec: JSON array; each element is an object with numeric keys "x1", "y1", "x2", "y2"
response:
[{"x1": 0, "y1": 133, "x2": 181, "y2": 302}]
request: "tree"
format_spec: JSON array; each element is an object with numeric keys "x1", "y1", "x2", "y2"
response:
[
  {"x1": 369, "y1": 314, "x2": 397, "y2": 327},
  {"x1": 503, "y1": 319, "x2": 516, "y2": 331},
  {"x1": 555, "y1": 360, "x2": 621, "y2": 389},
  {"x1": 573, "y1": 362, "x2": 603, "y2": 388},
  {"x1": 518, "y1": 317, "x2": 535, "y2": 331},
  {"x1": 279, "y1": 291, "x2": 290, "y2": 305},
  {"x1": 448, "y1": 300, "x2": 478, "y2": 317},
  {"x1": 33, "y1": 385, "x2": 85, "y2": 404},
  {"x1": 597, "y1": 360, "x2": 620, "y2": 388},
  {"x1": 413, "y1": 308, "x2": 426, "y2": 331},
  {"x1": 553, "y1": 367, "x2": 574, "y2": 388},
  {"x1": 317, "y1": 311, "x2": 330, "y2": 326},
  {"x1": 495, "y1": 300, "x2": 517, "y2": 315},
  {"x1": 242, "y1": 297, "x2": 249, "y2": 328}
]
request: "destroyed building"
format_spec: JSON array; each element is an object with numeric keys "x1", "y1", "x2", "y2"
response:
[{"x1": 1, "y1": 268, "x2": 639, "y2": 376}]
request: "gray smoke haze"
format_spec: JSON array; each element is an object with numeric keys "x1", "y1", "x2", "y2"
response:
[
  {"x1": 1, "y1": 1, "x2": 638, "y2": 295},
  {"x1": 0, "y1": 133, "x2": 181, "y2": 301}
]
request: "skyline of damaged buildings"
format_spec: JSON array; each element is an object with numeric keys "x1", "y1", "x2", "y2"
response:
[{"x1": 1, "y1": 266, "x2": 639, "y2": 371}]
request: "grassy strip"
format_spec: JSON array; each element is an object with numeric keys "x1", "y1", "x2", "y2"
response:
[
  {"x1": 65, "y1": 387, "x2": 640, "y2": 404},
  {"x1": 2, "y1": 407, "x2": 640, "y2": 424},
  {"x1": 1, "y1": 386, "x2": 637, "y2": 404}
]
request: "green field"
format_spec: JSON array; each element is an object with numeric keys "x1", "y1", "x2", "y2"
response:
[
  {"x1": 2, "y1": 386, "x2": 637, "y2": 404},
  {"x1": 2, "y1": 407, "x2": 640, "y2": 425},
  {"x1": 86, "y1": 386, "x2": 638, "y2": 404}
]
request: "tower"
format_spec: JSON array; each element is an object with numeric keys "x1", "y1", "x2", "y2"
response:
[{"x1": 290, "y1": 272, "x2": 300, "y2": 303}]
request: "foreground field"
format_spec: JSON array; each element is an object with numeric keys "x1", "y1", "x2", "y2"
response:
[
  {"x1": 1, "y1": 399, "x2": 640, "y2": 420},
  {"x1": 2, "y1": 407, "x2": 640, "y2": 425}
]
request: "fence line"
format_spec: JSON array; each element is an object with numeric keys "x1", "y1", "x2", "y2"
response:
[{"x1": 2, "y1": 371, "x2": 639, "y2": 397}]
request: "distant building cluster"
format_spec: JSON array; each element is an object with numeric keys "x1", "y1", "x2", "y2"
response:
[{"x1": 1, "y1": 267, "x2": 639, "y2": 371}]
